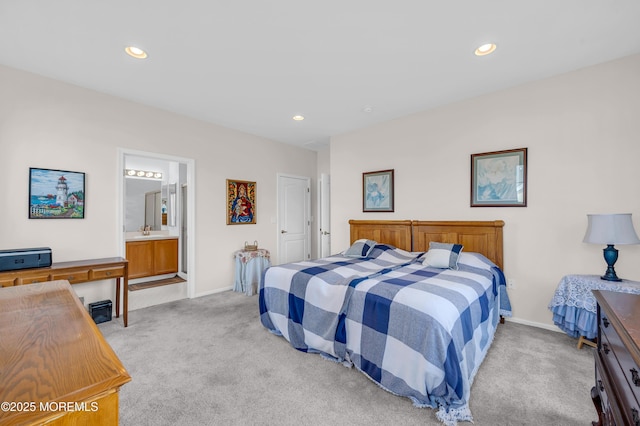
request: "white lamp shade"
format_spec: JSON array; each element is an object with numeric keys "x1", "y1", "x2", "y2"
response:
[{"x1": 583, "y1": 213, "x2": 640, "y2": 245}]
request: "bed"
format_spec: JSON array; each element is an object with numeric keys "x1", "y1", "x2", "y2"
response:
[{"x1": 259, "y1": 220, "x2": 511, "y2": 425}]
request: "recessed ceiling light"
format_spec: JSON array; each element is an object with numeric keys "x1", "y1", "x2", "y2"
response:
[
  {"x1": 362, "y1": 105, "x2": 373, "y2": 113},
  {"x1": 292, "y1": 115, "x2": 305, "y2": 121},
  {"x1": 125, "y1": 46, "x2": 148, "y2": 59},
  {"x1": 475, "y1": 43, "x2": 496, "y2": 56}
]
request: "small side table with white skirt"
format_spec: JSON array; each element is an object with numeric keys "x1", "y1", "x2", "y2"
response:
[{"x1": 233, "y1": 248, "x2": 271, "y2": 296}]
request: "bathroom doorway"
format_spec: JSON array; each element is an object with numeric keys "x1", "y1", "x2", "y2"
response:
[{"x1": 118, "y1": 148, "x2": 196, "y2": 301}]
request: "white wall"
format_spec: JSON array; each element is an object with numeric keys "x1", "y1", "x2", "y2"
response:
[
  {"x1": 317, "y1": 146, "x2": 330, "y2": 177},
  {"x1": 0, "y1": 65, "x2": 317, "y2": 309},
  {"x1": 330, "y1": 53, "x2": 640, "y2": 329}
]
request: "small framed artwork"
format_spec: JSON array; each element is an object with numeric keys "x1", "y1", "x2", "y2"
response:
[
  {"x1": 227, "y1": 179, "x2": 256, "y2": 224},
  {"x1": 29, "y1": 167, "x2": 86, "y2": 219},
  {"x1": 471, "y1": 148, "x2": 527, "y2": 207},
  {"x1": 363, "y1": 169, "x2": 394, "y2": 212}
]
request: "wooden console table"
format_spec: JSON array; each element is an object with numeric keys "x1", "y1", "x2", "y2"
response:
[
  {"x1": 0, "y1": 257, "x2": 130, "y2": 327},
  {"x1": 0, "y1": 280, "x2": 131, "y2": 425}
]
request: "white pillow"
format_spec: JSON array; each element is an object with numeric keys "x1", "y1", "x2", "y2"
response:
[
  {"x1": 344, "y1": 239, "x2": 377, "y2": 258},
  {"x1": 422, "y1": 242, "x2": 464, "y2": 270}
]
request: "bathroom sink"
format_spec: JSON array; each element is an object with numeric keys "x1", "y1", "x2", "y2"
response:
[{"x1": 126, "y1": 234, "x2": 176, "y2": 240}]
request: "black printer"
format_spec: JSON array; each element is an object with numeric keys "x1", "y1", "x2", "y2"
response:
[{"x1": 0, "y1": 247, "x2": 52, "y2": 272}]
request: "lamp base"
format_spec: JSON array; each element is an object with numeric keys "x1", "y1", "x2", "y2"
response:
[
  {"x1": 600, "y1": 272, "x2": 621, "y2": 282},
  {"x1": 600, "y1": 244, "x2": 621, "y2": 281}
]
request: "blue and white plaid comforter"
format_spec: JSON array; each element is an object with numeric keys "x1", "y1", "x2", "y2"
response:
[{"x1": 259, "y1": 245, "x2": 511, "y2": 425}]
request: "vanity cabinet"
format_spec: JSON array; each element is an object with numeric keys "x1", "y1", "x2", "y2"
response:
[
  {"x1": 126, "y1": 238, "x2": 178, "y2": 279},
  {"x1": 154, "y1": 239, "x2": 179, "y2": 275}
]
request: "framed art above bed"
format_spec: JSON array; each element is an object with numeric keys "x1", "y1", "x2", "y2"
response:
[
  {"x1": 471, "y1": 148, "x2": 527, "y2": 207},
  {"x1": 363, "y1": 169, "x2": 394, "y2": 212}
]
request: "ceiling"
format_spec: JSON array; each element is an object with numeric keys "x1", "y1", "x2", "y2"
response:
[{"x1": 2, "y1": 1, "x2": 640, "y2": 151}]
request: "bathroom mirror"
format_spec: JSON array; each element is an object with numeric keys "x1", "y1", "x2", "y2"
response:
[{"x1": 124, "y1": 178, "x2": 162, "y2": 231}]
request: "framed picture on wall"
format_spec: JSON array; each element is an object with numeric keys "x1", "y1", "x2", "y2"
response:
[
  {"x1": 29, "y1": 167, "x2": 86, "y2": 219},
  {"x1": 227, "y1": 179, "x2": 256, "y2": 224},
  {"x1": 471, "y1": 148, "x2": 528, "y2": 207},
  {"x1": 363, "y1": 169, "x2": 394, "y2": 212}
]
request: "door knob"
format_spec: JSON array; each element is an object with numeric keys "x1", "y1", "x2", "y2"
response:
[
  {"x1": 281, "y1": 230, "x2": 287, "y2": 234},
  {"x1": 322, "y1": 231, "x2": 330, "y2": 235}
]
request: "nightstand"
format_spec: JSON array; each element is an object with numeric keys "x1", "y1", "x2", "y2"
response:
[
  {"x1": 233, "y1": 248, "x2": 270, "y2": 296},
  {"x1": 548, "y1": 274, "x2": 640, "y2": 349}
]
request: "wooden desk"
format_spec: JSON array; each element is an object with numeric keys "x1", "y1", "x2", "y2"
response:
[
  {"x1": 0, "y1": 280, "x2": 131, "y2": 425},
  {"x1": 0, "y1": 257, "x2": 130, "y2": 327}
]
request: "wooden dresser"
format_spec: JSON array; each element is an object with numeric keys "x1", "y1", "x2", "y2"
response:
[
  {"x1": 0, "y1": 280, "x2": 131, "y2": 425},
  {"x1": 592, "y1": 290, "x2": 640, "y2": 426}
]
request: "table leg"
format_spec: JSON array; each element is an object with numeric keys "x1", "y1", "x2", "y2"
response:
[
  {"x1": 578, "y1": 335, "x2": 598, "y2": 349},
  {"x1": 115, "y1": 278, "x2": 121, "y2": 318},
  {"x1": 123, "y1": 275, "x2": 128, "y2": 327}
]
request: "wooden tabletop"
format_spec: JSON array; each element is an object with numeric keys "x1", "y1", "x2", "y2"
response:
[{"x1": 0, "y1": 280, "x2": 131, "y2": 424}]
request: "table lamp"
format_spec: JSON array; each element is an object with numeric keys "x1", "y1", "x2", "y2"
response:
[{"x1": 583, "y1": 213, "x2": 640, "y2": 281}]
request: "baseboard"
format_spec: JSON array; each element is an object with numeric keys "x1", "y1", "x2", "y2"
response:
[
  {"x1": 193, "y1": 286, "x2": 234, "y2": 298},
  {"x1": 505, "y1": 316, "x2": 562, "y2": 333}
]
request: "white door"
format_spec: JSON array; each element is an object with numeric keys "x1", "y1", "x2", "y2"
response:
[
  {"x1": 319, "y1": 173, "x2": 331, "y2": 257},
  {"x1": 278, "y1": 174, "x2": 310, "y2": 264}
]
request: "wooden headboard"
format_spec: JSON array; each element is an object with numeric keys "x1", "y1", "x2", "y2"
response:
[
  {"x1": 349, "y1": 220, "x2": 412, "y2": 252},
  {"x1": 349, "y1": 220, "x2": 505, "y2": 270}
]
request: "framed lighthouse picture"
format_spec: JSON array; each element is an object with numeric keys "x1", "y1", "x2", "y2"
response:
[{"x1": 29, "y1": 168, "x2": 86, "y2": 219}]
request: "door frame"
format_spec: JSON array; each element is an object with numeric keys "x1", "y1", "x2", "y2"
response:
[
  {"x1": 117, "y1": 148, "x2": 197, "y2": 298},
  {"x1": 276, "y1": 173, "x2": 311, "y2": 265},
  {"x1": 318, "y1": 173, "x2": 331, "y2": 258}
]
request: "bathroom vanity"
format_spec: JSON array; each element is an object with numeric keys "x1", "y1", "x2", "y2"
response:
[{"x1": 125, "y1": 234, "x2": 178, "y2": 279}]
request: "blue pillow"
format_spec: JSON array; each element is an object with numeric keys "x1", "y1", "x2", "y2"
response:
[
  {"x1": 344, "y1": 239, "x2": 377, "y2": 258},
  {"x1": 422, "y1": 242, "x2": 463, "y2": 270}
]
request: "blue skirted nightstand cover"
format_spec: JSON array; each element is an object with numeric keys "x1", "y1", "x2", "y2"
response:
[
  {"x1": 548, "y1": 274, "x2": 640, "y2": 339},
  {"x1": 233, "y1": 249, "x2": 271, "y2": 296}
]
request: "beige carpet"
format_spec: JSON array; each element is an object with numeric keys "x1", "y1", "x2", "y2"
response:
[{"x1": 99, "y1": 290, "x2": 596, "y2": 426}]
